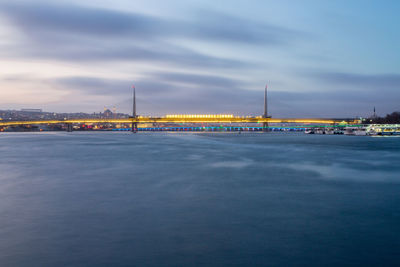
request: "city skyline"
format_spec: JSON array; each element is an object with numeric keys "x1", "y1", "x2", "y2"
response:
[{"x1": 0, "y1": 0, "x2": 399, "y2": 117}]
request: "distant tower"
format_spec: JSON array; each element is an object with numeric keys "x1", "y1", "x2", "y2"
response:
[
  {"x1": 131, "y1": 85, "x2": 137, "y2": 133},
  {"x1": 132, "y1": 86, "x2": 136, "y2": 118},
  {"x1": 373, "y1": 106, "x2": 376, "y2": 118},
  {"x1": 264, "y1": 84, "x2": 268, "y2": 118},
  {"x1": 263, "y1": 84, "x2": 268, "y2": 132}
]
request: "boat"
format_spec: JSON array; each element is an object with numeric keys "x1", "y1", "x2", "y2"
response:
[{"x1": 344, "y1": 127, "x2": 367, "y2": 136}]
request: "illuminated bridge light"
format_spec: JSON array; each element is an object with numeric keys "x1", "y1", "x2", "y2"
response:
[{"x1": 165, "y1": 114, "x2": 234, "y2": 119}]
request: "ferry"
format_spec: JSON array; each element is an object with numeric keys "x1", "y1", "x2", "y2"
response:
[
  {"x1": 305, "y1": 124, "x2": 400, "y2": 136},
  {"x1": 366, "y1": 124, "x2": 400, "y2": 136}
]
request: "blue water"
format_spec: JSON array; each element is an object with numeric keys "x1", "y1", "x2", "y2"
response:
[{"x1": 1, "y1": 132, "x2": 400, "y2": 266}]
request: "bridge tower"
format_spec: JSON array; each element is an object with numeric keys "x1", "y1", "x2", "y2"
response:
[
  {"x1": 131, "y1": 85, "x2": 138, "y2": 133},
  {"x1": 263, "y1": 84, "x2": 269, "y2": 132},
  {"x1": 66, "y1": 123, "x2": 73, "y2": 132}
]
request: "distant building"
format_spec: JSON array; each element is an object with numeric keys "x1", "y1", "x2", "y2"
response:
[
  {"x1": 103, "y1": 109, "x2": 113, "y2": 118},
  {"x1": 21, "y1": 109, "x2": 42, "y2": 113}
]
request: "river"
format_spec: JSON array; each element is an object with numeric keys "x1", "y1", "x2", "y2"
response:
[{"x1": 1, "y1": 132, "x2": 400, "y2": 266}]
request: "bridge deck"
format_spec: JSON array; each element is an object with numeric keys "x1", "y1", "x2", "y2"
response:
[{"x1": 0, "y1": 117, "x2": 344, "y2": 126}]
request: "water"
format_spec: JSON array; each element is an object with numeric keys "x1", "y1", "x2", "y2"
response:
[{"x1": 1, "y1": 132, "x2": 400, "y2": 266}]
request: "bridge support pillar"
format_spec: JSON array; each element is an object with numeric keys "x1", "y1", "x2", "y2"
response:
[
  {"x1": 263, "y1": 122, "x2": 269, "y2": 132},
  {"x1": 66, "y1": 123, "x2": 73, "y2": 132},
  {"x1": 131, "y1": 122, "x2": 138, "y2": 133}
]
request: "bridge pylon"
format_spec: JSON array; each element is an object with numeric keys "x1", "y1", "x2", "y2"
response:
[
  {"x1": 263, "y1": 84, "x2": 269, "y2": 132},
  {"x1": 131, "y1": 85, "x2": 138, "y2": 133}
]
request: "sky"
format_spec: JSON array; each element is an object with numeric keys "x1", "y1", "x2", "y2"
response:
[{"x1": 0, "y1": 0, "x2": 399, "y2": 117}]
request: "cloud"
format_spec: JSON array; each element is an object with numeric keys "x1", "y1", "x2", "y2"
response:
[
  {"x1": 306, "y1": 71, "x2": 400, "y2": 91},
  {"x1": 52, "y1": 72, "x2": 250, "y2": 101},
  {"x1": 279, "y1": 70, "x2": 400, "y2": 116},
  {"x1": 0, "y1": 3, "x2": 162, "y2": 38},
  {"x1": 188, "y1": 9, "x2": 305, "y2": 45},
  {"x1": 0, "y1": 2, "x2": 303, "y2": 70},
  {"x1": 145, "y1": 71, "x2": 244, "y2": 88},
  {"x1": 53, "y1": 77, "x2": 131, "y2": 96},
  {"x1": 1, "y1": 34, "x2": 250, "y2": 69},
  {"x1": 0, "y1": 2, "x2": 302, "y2": 45}
]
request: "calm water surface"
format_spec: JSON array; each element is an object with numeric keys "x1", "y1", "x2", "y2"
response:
[{"x1": 1, "y1": 132, "x2": 400, "y2": 266}]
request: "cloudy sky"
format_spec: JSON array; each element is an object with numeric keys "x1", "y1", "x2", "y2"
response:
[{"x1": 0, "y1": 0, "x2": 399, "y2": 117}]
